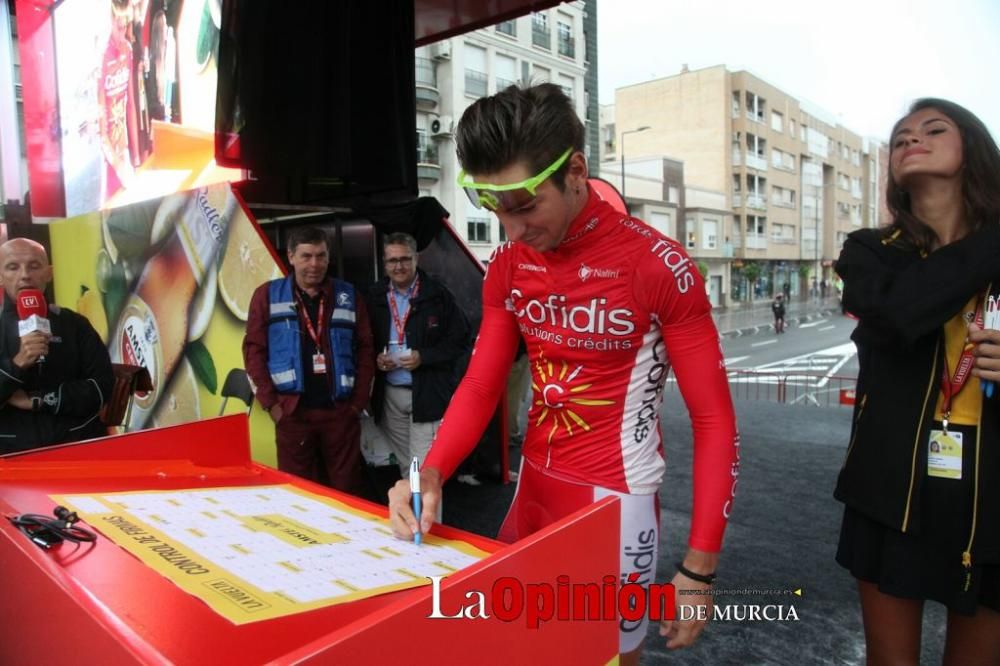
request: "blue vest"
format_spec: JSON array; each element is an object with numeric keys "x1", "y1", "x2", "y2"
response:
[{"x1": 266, "y1": 276, "x2": 357, "y2": 401}]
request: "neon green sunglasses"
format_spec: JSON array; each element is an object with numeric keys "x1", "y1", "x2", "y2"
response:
[{"x1": 458, "y1": 147, "x2": 574, "y2": 212}]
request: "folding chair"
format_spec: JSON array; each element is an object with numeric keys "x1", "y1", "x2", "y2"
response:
[{"x1": 218, "y1": 368, "x2": 254, "y2": 416}]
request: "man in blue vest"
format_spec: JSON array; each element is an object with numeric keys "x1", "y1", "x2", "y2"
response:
[{"x1": 243, "y1": 227, "x2": 374, "y2": 495}]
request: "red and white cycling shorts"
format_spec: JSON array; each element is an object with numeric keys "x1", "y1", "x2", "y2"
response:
[{"x1": 498, "y1": 458, "x2": 660, "y2": 653}]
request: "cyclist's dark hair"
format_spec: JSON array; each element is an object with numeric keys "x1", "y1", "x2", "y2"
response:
[{"x1": 456, "y1": 83, "x2": 584, "y2": 191}]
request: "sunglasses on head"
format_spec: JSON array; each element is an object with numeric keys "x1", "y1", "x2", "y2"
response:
[{"x1": 458, "y1": 147, "x2": 574, "y2": 212}]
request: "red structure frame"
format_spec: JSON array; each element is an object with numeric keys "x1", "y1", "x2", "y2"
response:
[{"x1": 0, "y1": 416, "x2": 618, "y2": 664}]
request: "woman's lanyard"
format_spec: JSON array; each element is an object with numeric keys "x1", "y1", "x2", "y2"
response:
[
  {"x1": 940, "y1": 300, "x2": 984, "y2": 433},
  {"x1": 388, "y1": 278, "x2": 420, "y2": 345}
]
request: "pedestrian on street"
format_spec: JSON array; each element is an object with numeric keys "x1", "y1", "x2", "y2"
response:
[{"x1": 771, "y1": 292, "x2": 786, "y2": 334}]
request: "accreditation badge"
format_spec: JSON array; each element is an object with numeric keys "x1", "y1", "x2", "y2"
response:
[
  {"x1": 312, "y1": 353, "x2": 327, "y2": 374},
  {"x1": 927, "y1": 429, "x2": 962, "y2": 479}
]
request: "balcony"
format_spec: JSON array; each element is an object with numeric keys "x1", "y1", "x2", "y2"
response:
[
  {"x1": 465, "y1": 69, "x2": 488, "y2": 98},
  {"x1": 532, "y1": 24, "x2": 551, "y2": 49},
  {"x1": 745, "y1": 194, "x2": 766, "y2": 210},
  {"x1": 416, "y1": 145, "x2": 441, "y2": 182},
  {"x1": 415, "y1": 57, "x2": 439, "y2": 109},
  {"x1": 558, "y1": 35, "x2": 575, "y2": 58},
  {"x1": 745, "y1": 153, "x2": 768, "y2": 171},
  {"x1": 745, "y1": 234, "x2": 768, "y2": 250}
]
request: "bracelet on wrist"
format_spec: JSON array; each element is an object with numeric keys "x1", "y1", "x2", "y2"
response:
[{"x1": 675, "y1": 561, "x2": 716, "y2": 585}]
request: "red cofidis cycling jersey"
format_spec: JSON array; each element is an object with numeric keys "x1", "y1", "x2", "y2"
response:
[{"x1": 424, "y1": 188, "x2": 739, "y2": 552}]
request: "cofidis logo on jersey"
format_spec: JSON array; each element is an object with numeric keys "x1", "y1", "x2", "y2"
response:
[
  {"x1": 650, "y1": 239, "x2": 697, "y2": 294},
  {"x1": 510, "y1": 291, "x2": 635, "y2": 336}
]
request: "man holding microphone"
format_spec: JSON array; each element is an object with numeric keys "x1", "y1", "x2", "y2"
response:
[{"x1": 0, "y1": 238, "x2": 113, "y2": 453}]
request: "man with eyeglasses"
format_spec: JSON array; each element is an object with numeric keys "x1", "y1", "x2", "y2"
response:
[
  {"x1": 243, "y1": 227, "x2": 374, "y2": 495},
  {"x1": 366, "y1": 232, "x2": 469, "y2": 480},
  {"x1": 387, "y1": 84, "x2": 739, "y2": 663}
]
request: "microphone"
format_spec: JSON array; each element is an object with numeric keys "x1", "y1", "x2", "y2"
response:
[{"x1": 16, "y1": 289, "x2": 50, "y2": 364}]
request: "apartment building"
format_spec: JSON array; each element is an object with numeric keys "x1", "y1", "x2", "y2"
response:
[
  {"x1": 609, "y1": 64, "x2": 885, "y2": 305},
  {"x1": 414, "y1": 2, "x2": 590, "y2": 262}
]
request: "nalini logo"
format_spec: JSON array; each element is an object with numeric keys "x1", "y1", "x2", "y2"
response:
[{"x1": 578, "y1": 264, "x2": 620, "y2": 282}]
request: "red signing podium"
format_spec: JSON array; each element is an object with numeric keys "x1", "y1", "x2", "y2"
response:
[{"x1": 0, "y1": 415, "x2": 619, "y2": 665}]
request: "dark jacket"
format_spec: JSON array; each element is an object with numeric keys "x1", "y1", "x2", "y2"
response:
[
  {"x1": 0, "y1": 298, "x2": 114, "y2": 453},
  {"x1": 367, "y1": 268, "x2": 469, "y2": 424},
  {"x1": 243, "y1": 278, "x2": 374, "y2": 417},
  {"x1": 835, "y1": 226, "x2": 1000, "y2": 564}
]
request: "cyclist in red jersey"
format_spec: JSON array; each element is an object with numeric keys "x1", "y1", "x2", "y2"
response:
[{"x1": 388, "y1": 84, "x2": 739, "y2": 662}]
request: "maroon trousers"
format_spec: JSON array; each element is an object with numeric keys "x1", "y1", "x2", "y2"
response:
[{"x1": 275, "y1": 404, "x2": 365, "y2": 496}]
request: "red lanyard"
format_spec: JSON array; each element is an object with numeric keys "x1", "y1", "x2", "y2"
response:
[
  {"x1": 939, "y1": 299, "x2": 984, "y2": 423},
  {"x1": 388, "y1": 279, "x2": 419, "y2": 344},
  {"x1": 295, "y1": 291, "x2": 325, "y2": 349}
]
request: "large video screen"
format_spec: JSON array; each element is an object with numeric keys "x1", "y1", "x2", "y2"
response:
[{"x1": 17, "y1": 0, "x2": 239, "y2": 218}]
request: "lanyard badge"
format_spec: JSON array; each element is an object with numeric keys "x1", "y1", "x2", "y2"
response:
[{"x1": 296, "y1": 291, "x2": 326, "y2": 375}]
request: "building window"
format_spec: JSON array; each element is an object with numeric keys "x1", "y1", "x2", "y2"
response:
[
  {"x1": 745, "y1": 92, "x2": 765, "y2": 123},
  {"x1": 789, "y1": 119, "x2": 796, "y2": 137},
  {"x1": 464, "y1": 44, "x2": 488, "y2": 97},
  {"x1": 558, "y1": 74, "x2": 575, "y2": 105},
  {"x1": 465, "y1": 70, "x2": 487, "y2": 97},
  {"x1": 495, "y1": 54, "x2": 518, "y2": 92},
  {"x1": 771, "y1": 111, "x2": 783, "y2": 133},
  {"x1": 686, "y1": 219, "x2": 696, "y2": 250},
  {"x1": 415, "y1": 57, "x2": 436, "y2": 87},
  {"x1": 557, "y1": 20, "x2": 575, "y2": 58},
  {"x1": 649, "y1": 211, "x2": 672, "y2": 236},
  {"x1": 498, "y1": 223, "x2": 508, "y2": 242},
  {"x1": 468, "y1": 218, "x2": 491, "y2": 243},
  {"x1": 495, "y1": 19, "x2": 516, "y2": 37},
  {"x1": 532, "y1": 13, "x2": 550, "y2": 49},
  {"x1": 771, "y1": 186, "x2": 796, "y2": 208},
  {"x1": 703, "y1": 219, "x2": 718, "y2": 250}
]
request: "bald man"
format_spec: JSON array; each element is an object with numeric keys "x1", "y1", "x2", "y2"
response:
[{"x1": 0, "y1": 238, "x2": 113, "y2": 453}]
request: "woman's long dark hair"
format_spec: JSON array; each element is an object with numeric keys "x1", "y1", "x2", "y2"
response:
[{"x1": 886, "y1": 98, "x2": 1000, "y2": 249}]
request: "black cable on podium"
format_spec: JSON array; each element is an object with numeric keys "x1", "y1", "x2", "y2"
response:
[{"x1": 7, "y1": 506, "x2": 97, "y2": 549}]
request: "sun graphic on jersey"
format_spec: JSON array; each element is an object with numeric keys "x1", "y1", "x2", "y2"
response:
[{"x1": 532, "y1": 355, "x2": 615, "y2": 445}]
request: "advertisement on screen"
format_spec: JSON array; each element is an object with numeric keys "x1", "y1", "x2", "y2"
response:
[{"x1": 16, "y1": 0, "x2": 239, "y2": 219}]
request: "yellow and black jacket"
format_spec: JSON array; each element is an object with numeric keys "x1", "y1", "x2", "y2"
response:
[{"x1": 835, "y1": 226, "x2": 1000, "y2": 564}]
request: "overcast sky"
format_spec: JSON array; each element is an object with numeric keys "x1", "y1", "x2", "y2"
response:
[{"x1": 597, "y1": 0, "x2": 1000, "y2": 141}]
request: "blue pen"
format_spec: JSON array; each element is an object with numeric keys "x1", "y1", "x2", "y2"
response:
[{"x1": 410, "y1": 456, "x2": 422, "y2": 546}]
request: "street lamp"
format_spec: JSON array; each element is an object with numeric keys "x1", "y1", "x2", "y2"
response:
[{"x1": 620, "y1": 125, "x2": 650, "y2": 212}]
